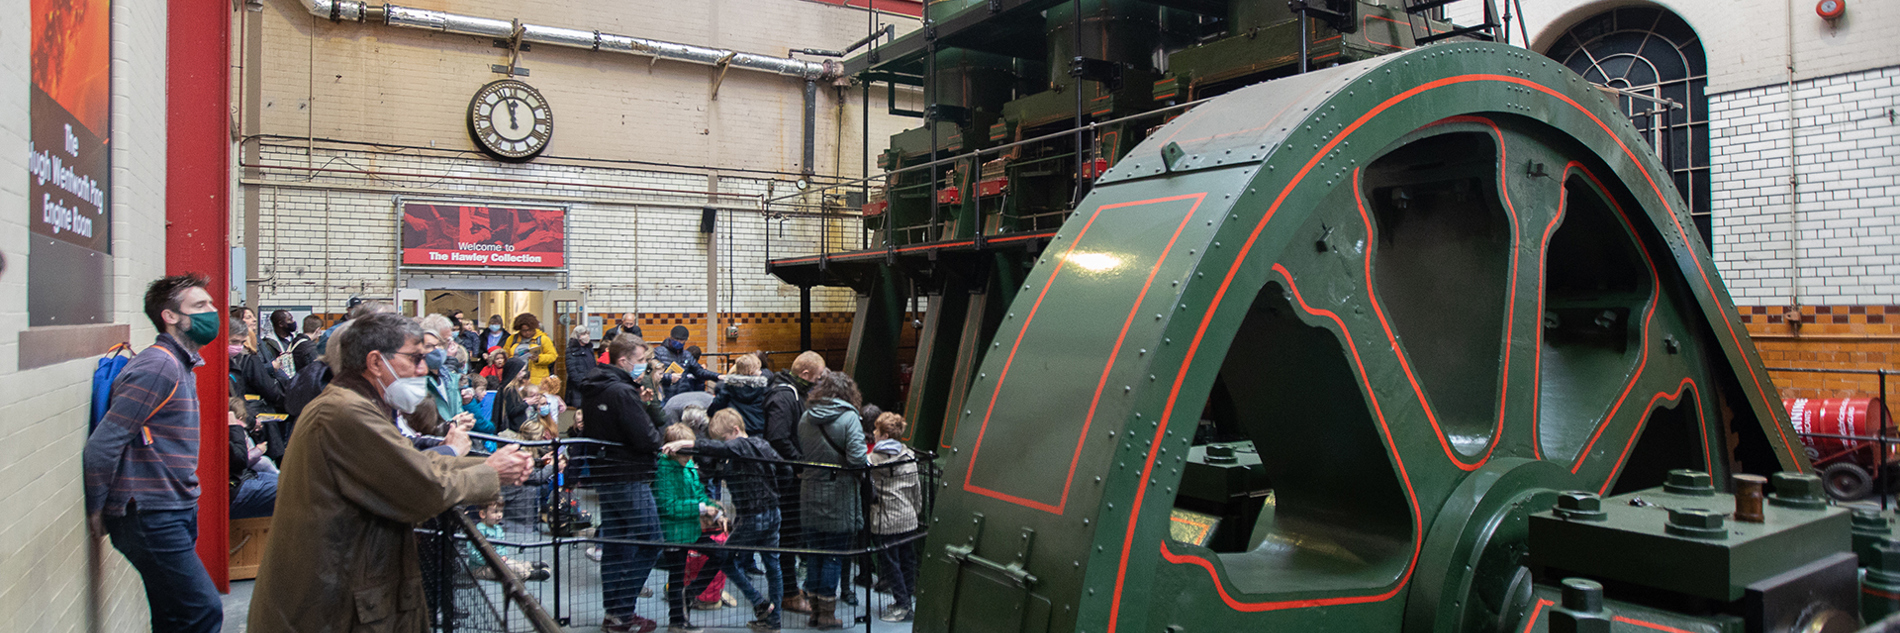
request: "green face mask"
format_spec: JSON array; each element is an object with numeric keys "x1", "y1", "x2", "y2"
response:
[{"x1": 182, "y1": 310, "x2": 221, "y2": 346}]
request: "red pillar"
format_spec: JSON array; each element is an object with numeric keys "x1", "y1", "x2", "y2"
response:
[{"x1": 167, "y1": 0, "x2": 231, "y2": 592}]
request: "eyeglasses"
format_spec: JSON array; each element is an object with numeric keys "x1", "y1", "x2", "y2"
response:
[{"x1": 385, "y1": 351, "x2": 427, "y2": 368}]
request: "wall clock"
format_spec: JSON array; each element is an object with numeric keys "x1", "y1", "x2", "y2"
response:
[{"x1": 468, "y1": 79, "x2": 553, "y2": 162}]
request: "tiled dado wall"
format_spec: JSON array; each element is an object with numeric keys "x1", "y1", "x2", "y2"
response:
[
  {"x1": 1740, "y1": 305, "x2": 1900, "y2": 399},
  {"x1": 599, "y1": 312, "x2": 860, "y2": 372},
  {"x1": 617, "y1": 311, "x2": 928, "y2": 374}
]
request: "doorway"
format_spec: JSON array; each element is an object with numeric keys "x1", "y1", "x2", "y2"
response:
[{"x1": 406, "y1": 289, "x2": 583, "y2": 340}]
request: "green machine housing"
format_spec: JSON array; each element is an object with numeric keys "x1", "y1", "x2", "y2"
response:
[
  {"x1": 770, "y1": 0, "x2": 1470, "y2": 457},
  {"x1": 764, "y1": 1, "x2": 1896, "y2": 632}
]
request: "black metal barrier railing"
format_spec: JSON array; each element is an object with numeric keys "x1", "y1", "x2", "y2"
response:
[
  {"x1": 1766, "y1": 366, "x2": 1897, "y2": 510},
  {"x1": 423, "y1": 432, "x2": 938, "y2": 633}
]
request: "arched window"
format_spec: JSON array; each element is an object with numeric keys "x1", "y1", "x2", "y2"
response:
[{"x1": 1544, "y1": 6, "x2": 1710, "y2": 245}]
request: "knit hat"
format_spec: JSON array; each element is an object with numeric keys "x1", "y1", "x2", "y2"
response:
[{"x1": 670, "y1": 325, "x2": 690, "y2": 341}]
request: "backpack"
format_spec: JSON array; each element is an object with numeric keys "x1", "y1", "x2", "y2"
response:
[
  {"x1": 284, "y1": 358, "x2": 333, "y2": 418},
  {"x1": 89, "y1": 343, "x2": 133, "y2": 433},
  {"x1": 272, "y1": 338, "x2": 306, "y2": 378}
]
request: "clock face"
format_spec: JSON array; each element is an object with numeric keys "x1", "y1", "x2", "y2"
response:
[{"x1": 468, "y1": 79, "x2": 553, "y2": 161}]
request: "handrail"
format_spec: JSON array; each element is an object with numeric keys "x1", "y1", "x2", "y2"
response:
[{"x1": 763, "y1": 93, "x2": 1222, "y2": 205}]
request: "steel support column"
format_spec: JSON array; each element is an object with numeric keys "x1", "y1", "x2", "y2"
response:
[
  {"x1": 168, "y1": 0, "x2": 232, "y2": 592},
  {"x1": 843, "y1": 268, "x2": 906, "y2": 409}
]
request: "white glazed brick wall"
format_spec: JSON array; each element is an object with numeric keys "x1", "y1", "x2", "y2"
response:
[
  {"x1": 0, "y1": 0, "x2": 167, "y2": 630},
  {"x1": 257, "y1": 0, "x2": 920, "y2": 179},
  {"x1": 252, "y1": 144, "x2": 859, "y2": 314},
  {"x1": 1709, "y1": 66, "x2": 1900, "y2": 306},
  {"x1": 248, "y1": 0, "x2": 919, "y2": 316},
  {"x1": 1449, "y1": 0, "x2": 1900, "y2": 94}
]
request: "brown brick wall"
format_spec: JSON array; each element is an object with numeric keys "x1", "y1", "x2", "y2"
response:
[
  {"x1": 1741, "y1": 305, "x2": 1900, "y2": 400},
  {"x1": 599, "y1": 312, "x2": 858, "y2": 372}
]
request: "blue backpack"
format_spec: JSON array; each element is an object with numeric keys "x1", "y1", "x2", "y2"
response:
[{"x1": 89, "y1": 343, "x2": 133, "y2": 433}]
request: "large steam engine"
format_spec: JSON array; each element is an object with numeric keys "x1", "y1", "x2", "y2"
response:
[{"x1": 768, "y1": 1, "x2": 1894, "y2": 631}]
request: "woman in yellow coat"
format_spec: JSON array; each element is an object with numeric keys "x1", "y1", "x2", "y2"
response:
[{"x1": 503, "y1": 312, "x2": 559, "y2": 384}]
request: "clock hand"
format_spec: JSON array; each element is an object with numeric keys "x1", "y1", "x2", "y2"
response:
[{"x1": 507, "y1": 100, "x2": 519, "y2": 129}]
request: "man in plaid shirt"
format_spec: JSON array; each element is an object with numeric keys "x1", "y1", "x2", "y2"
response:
[{"x1": 84, "y1": 273, "x2": 224, "y2": 633}]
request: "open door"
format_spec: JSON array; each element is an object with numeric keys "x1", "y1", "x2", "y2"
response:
[
  {"x1": 544, "y1": 290, "x2": 586, "y2": 429},
  {"x1": 542, "y1": 290, "x2": 586, "y2": 345},
  {"x1": 396, "y1": 288, "x2": 425, "y2": 318}
]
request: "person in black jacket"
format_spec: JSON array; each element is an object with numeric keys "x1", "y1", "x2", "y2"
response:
[
  {"x1": 662, "y1": 408, "x2": 784, "y2": 630},
  {"x1": 293, "y1": 315, "x2": 324, "y2": 372},
  {"x1": 602, "y1": 313, "x2": 643, "y2": 351},
  {"x1": 496, "y1": 356, "x2": 531, "y2": 434},
  {"x1": 769, "y1": 351, "x2": 828, "y2": 615},
  {"x1": 259, "y1": 310, "x2": 306, "y2": 372},
  {"x1": 564, "y1": 327, "x2": 596, "y2": 410},
  {"x1": 576, "y1": 333, "x2": 667, "y2": 633},
  {"x1": 227, "y1": 398, "x2": 279, "y2": 520},
  {"x1": 652, "y1": 326, "x2": 721, "y2": 401},
  {"x1": 709, "y1": 354, "x2": 771, "y2": 435},
  {"x1": 228, "y1": 319, "x2": 297, "y2": 470},
  {"x1": 228, "y1": 319, "x2": 290, "y2": 414}
]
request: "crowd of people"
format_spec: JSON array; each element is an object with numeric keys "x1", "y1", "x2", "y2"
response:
[{"x1": 83, "y1": 278, "x2": 925, "y2": 633}]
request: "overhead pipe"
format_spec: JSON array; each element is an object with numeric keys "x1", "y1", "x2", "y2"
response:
[{"x1": 302, "y1": 0, "x2": 844, "y2": 80}]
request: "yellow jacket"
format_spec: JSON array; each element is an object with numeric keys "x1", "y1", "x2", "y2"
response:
[{"x1": 502, "y1": 330, "x2": 558, "y2": 384}]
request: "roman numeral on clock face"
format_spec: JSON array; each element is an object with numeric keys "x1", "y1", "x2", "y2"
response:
[{"x1": 468, "y1": 79, "x2": 553, "y2": 161}]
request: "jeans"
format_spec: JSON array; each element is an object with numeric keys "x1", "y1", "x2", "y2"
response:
[
  {"x1": 104, "y1": 505, "x2": 223, "y2": 633},
  {"x1": 722, "y1": 508, "x2": 782, "y2": 615},
  {"x1": 800, "y1": 530, "x2": 854, "y2": 599},
  {"x1": 776, "y1": 477, "x2": 803, "y2": 597},
  {"x1": 230, "y1": 472, "x2": 278, "y2": 520},
  {"x1": 598, "y1": 481, "x2": 663, "y2": 620},
  {"x1": 874, "y1": 529, "x2": 919, "y2": 606}
]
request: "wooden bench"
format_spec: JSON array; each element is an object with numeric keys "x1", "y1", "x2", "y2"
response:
[{"x1": 229, "y1": 516, "x2": 273, "y2": 580}]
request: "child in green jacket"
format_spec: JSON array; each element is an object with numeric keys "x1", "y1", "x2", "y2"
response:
[{"x1": 656, "y1": 423, "x2": 723, "y2": 630}]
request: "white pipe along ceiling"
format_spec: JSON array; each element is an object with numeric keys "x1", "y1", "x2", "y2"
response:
[{"x1": 299, "y1": 0, "x2": 846, "y2": 81}]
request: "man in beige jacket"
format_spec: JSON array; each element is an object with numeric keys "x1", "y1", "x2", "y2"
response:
[{"x1": 248, "y1": 312, "x2": 533, "y2": 632}]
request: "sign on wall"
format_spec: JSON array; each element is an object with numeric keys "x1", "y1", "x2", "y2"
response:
[
  {"x1": 28, "y1": 0, "x2": 113, "y2": 326},
  {"x1": 399, "y1": 201, "x2": 566, "y2": 269}
]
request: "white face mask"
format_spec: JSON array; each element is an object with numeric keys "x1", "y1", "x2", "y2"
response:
[{"x1": 378, "y1": 355, "x2": 431, "y2": 414}]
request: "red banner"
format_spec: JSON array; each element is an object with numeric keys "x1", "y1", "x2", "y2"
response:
[{"x1": 401, "y1": 202, "x2": 565, "y2": 268}]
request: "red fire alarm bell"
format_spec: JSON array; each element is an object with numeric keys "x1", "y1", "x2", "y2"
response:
[{"x1": 1817, "y1": 0, "x2": 1845, "y2": 20}]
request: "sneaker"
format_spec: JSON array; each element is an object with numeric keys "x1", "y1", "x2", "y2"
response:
[
  {"x1": 879, "y1": 605, "x2": 914, "y2": 622},
  {"x1": 722, "y1": 591, "x2": 740, "y2": 607},
  {"x1": 603, "y1": 614, "x2": 658, "y2": 633},
  {"x1": 748, "y1": 602, "x2": 781, "y2": 631},
  {"x1": 526, "y1": 568, "x2": 551, "y2": 582},
  {"x1": 839, "y1": 591, "x2": 858, "y2": 607},
  {"x1": 585, "y1": 546, "x2": 603, "y2": 562}
]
